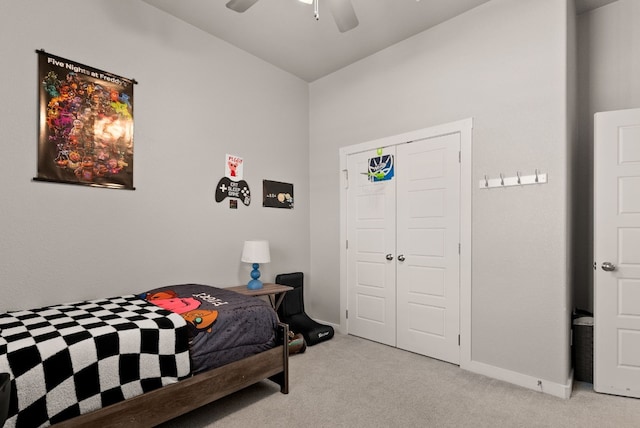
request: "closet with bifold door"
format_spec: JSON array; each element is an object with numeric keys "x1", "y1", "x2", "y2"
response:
[{"x1": 345, "y1": 132, "x2": 461, "y2": 364}]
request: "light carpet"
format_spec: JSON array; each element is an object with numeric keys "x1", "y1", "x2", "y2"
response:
[{"x1": 159, "y1": 333, "x2": 640, "y2": 427}]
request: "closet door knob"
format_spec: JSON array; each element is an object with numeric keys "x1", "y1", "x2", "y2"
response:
[
  {"x1": 385, "y1": 254, "x2": 394, "y2": 261},
  {"x1": 601, "y1": 262, "x2": 616, "y2": 272},
  {"x1": 397, "y1": 255, "x2": 405, "y2": 262}
]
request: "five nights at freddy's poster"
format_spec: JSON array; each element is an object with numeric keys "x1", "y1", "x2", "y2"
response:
[{"x1": 36, "y1": 51, "x2": 135, "y2": 189}]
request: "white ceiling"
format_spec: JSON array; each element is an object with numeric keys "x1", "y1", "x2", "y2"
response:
[{"x1": 143, "y1": 0, "x2": 618, "y2": 83}]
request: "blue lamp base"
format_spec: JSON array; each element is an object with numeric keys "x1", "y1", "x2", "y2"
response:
[{"x1": 247, "y1": 263, "x2": 263, "y2": 290}]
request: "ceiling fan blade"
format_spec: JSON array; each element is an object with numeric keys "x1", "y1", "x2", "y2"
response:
[
  {"x1": 326, "y1": 0, "x2": 359, "y2": 33},
  {"x1": 226, "y1": 0, "x2": 260, "y2": 13}
]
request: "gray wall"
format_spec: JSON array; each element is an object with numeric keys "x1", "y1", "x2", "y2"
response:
[
  {"x1": 0, "y1": 0, "x2": 310, "y2": 311},
  {"x1": 309, "y1": 0, "x2": 572, "y2": 385},
  {"x1": 574, "y1": 0, "x2": 640, "y2": 311},
  {"x1": 4, "y1": 0, "x2": 632, "y2": 395}
]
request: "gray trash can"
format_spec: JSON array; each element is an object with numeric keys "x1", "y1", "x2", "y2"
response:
[{"x1": 573, "y1": 316, "x2": 594, "y2": 383}]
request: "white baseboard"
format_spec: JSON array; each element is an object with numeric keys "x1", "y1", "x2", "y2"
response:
[
  {"x1": 464, "y1": 360, "x2": 573, "y2": 399},
  {"x1": 336, "y1": 329, "x2": 574, "y2": 399}
]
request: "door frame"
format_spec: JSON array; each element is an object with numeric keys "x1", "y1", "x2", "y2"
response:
[{"x1": 339, "y1": 118, "x2": 473, "y2": 368}]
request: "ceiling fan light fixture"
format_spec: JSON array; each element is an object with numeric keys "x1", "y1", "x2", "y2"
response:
[{"x1": 228, "y1": 0, "x2": 358, "y2": 33}]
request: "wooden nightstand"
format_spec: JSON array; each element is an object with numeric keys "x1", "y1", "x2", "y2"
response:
[{"x1": 226, "y1": 283, "x2": 293, "y2": 311}]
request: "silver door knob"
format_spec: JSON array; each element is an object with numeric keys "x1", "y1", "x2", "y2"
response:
[
  {"x1": 601, "y1": 262, "x2": 616, "y2": 272},
  {"x1": 385, "y1": 254, "x2": 394, "y2": 261},
  {"x1": 397, "y1": 254, "x2": 405, "y2": 262}
]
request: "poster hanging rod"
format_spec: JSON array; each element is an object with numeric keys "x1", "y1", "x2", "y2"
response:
[
  {"x1": 32, "y1": 176, "x2": 135, "y2": 190},
  {"x1": 35, "y1": 49, "x2": 138, "y2": 84}
]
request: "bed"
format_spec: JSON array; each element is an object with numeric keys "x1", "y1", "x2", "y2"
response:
[{"x1": 0, "y1": 284, "x2": 289, "y2": 427}]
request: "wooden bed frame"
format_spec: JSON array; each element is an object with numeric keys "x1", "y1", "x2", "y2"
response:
[{"x1": 53, "y1": 323, "x2": 289, "y2": 427}]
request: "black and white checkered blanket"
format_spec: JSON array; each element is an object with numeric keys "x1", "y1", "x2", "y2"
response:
[{"x1": 0, "y1": 295, "x2": 191, "y2": 428}]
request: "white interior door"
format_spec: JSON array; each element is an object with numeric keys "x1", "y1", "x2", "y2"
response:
[
  {"x1": 346, "y1": 148, "x2": 397, "y2": 346},
  {"x1": 396, "y1": 134, "x2": 460, "y2": 364},
  {"x1": 594, "y1": 108, "x2": 640, "y2": 398}
]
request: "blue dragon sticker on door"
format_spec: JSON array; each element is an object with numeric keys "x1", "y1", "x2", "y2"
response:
[{"x1": 368, "y1": 154, "x2": 394, "y2": 182}]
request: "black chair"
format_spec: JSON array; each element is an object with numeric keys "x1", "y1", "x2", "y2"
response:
[
  {"x1": 0, "y1": 373, "x2": 10, "y2": 428},
  {"x1": 275, "y1": 272, "x2": 334, "y2": 346}
]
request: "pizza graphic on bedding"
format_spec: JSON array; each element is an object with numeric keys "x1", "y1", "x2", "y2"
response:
[{"x1": 142, "y1": 290, "x2": 219, "y2": 333}]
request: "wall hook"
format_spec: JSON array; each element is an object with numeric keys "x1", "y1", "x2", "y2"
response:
[{"x1": 479, "y1": 169, "x2": 547, "y2": 189}]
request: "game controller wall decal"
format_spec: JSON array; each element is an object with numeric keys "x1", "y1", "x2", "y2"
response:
[
  {"x1": 216, "y1": 154, "x2": 250, "y2": 207},
  {"x1": 215, "y1": 177, "x2": 251, "y2": 206}
]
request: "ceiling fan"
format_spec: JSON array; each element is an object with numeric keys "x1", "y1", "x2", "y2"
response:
[{"x1": 225, "y1": 0, "x2": 359, "y2": 33}]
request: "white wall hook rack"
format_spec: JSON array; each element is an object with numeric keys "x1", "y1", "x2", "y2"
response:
[{"x1": 479, "y1": 170, "x2": 547, "y2": 189}]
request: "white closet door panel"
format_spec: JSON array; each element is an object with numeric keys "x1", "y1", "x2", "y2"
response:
[
  {"x1": 346, "y1": 148, "x2": 396, "y2": 346},
  {"x1": 396, "y1": 133, "x2": 460, "y2": 364}
]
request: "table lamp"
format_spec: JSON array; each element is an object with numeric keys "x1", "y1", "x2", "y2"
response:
[{"x1": 241, "y1": 240, "x2": 270, "y2": 290}]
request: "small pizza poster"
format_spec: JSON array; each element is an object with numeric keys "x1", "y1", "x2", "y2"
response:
[{"x1": 225, "y1": 154, "x2": 244, "y2": 179}]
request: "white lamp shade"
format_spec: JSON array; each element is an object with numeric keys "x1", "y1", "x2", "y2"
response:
[{"x1": 241, "y1": 240, "x2": 271, "y2": 264}]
